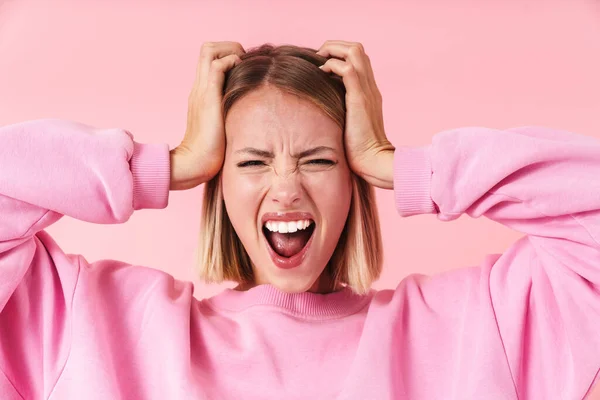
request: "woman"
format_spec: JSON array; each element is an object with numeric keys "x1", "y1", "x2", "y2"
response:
[{"x1": 0, "y1": 40, "x2": 598, "y2": 399}]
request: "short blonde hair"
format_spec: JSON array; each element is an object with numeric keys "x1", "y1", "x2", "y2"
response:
[{"x1": 198, "y1": 44, "x2": 383, "y2": 294}]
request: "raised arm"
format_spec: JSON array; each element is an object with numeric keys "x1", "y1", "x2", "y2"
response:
[
  {"x1": 0, "y1": 42, "x2": 245, "y2": 398},
  {"x1": 316, "y1": 40, "x2": 600, "y2": 398},
  {"x1": 392, "y1": 125, "x2": 600, "y2": 399},
  {"x1": 0, "y1": 117, "x2": 171, "y2": 291},
  {"x1": 0, "y1": 117, "x2": 171, "y2": 397}
]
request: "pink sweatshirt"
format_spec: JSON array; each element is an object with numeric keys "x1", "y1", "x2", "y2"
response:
[{"x1": 0, "y1": 119, "x2": 599, "y2": 400}]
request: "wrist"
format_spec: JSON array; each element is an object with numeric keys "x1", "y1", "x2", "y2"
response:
[
  {"x1": 169, "y1": 151, "x2": 205, "y2": 191},
  {"x1": 376, "y1": 149, "x2": 395, "y2": 190},
  {"x1": 360, "y1": 149, "x2": 395, "y2": 190}
]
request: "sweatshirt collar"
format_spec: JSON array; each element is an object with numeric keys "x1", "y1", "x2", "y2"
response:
[{"x1": 204, "y1": 284, "x2": 375, "y2": 320}]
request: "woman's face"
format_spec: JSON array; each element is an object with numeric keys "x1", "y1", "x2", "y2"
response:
[{"x1": 222, "y1": 86, "x2": 352, "y2": 293}]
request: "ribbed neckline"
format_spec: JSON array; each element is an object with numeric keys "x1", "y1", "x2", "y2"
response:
[{"x1": 205, "y1": 284, "x2": 375, "y2": 320}]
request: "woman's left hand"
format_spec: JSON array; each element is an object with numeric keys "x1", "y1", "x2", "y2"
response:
[{"x1": 316, "y1": 41, "x2": 395, "y2": 190}]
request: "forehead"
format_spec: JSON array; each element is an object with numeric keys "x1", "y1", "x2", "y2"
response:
[{"x1": 224, "y1": 86, "x2": 342, "y2": 149}]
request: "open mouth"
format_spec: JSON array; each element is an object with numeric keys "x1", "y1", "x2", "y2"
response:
[{"x1": 262, "y1": 219, "x2": 316, "y2": 259}]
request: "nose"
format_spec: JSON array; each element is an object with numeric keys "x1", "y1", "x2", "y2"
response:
[{"x1": 269, "y1": 169, "x2": 301, "y2": 208}]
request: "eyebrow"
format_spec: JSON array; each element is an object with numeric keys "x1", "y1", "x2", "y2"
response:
[{"x1": 234, "y1": 146, "x2": 336, "y2": 159}]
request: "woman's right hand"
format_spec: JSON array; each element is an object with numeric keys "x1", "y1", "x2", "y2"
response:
[{"x1": 169, "y1": 41, "x2": 245, "y2": 191}]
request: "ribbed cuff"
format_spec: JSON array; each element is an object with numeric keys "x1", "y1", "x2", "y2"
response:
[
  {"x1": 393, "y1": 145, "x2": 437, "y2": 217},
  {"x1": 130, "y1": 141, "x2": 171, "y2": 210}
]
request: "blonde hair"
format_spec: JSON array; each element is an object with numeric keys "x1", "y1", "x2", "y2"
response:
[{"x1": 198, "y1": 44, "x2": 383, "y2": 294}]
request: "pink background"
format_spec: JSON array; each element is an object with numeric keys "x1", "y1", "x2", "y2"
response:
[{"x1": 1, "y1": 0, "x2": 599, "y2": 396}]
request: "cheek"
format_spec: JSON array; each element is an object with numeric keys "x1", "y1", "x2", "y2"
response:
[
  {"x1": 222, "y1": 167, "x2": 266, "y2": 236},
  {"x1": 305, "y1": 167, "x2": 352, "y2": 225}
]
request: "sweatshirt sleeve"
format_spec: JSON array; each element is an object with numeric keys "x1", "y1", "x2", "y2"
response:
[
  {"x1": 0, "y1": 118, "x2": 171, "y2": 398},
  {"x1": 392, "y1": 125, "x2": 600, "y2": 399}
]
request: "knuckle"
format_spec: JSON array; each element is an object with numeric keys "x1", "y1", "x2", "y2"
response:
[
  {"x1": 210, "y1": 58, "x2": 224, "y2": 69},
  {"x1": 200, "y1": 42, "x2": 215, "y2": 55},
  {"x1": 342, "y1": 63, "x2": 356, "y2": 74},
  {"x1": 348, "y1": 46, "x2": 362, "y2": 58}
]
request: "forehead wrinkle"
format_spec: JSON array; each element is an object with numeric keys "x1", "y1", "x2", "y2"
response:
[{"x1": 225, "y1": 87, "x2": 342, "y2": 155}]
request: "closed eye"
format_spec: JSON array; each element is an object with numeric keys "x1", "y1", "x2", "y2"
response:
[
  {"x1": 307, "y1": 159, "x2": 335, "y2": 165},
  {"x1": 237, "y1": 160, "x2": 266, "y2": 168},
  {"x1": 237, "y1": 159, "x2": 336, "y2": 168}
]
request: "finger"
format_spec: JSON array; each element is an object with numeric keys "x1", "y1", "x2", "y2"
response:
[
  {"x1": 316, "y1": 41, "x2": 366, "y2": 70},
  {"x1": 316, "y1": 40, "x2": 358, "y2": 56},
  {"x1": 319, "y1": 58, "x2": 365, "y2": 100},
  {"x1": 205, "y1": 54, "x2": 243, "y2": 98},
  {"x1": 195, "y1": 42, "x2": 245, "y2": 90},
  {"x1": 204, "y1": 41, "x2": 246, "y2": 59},
  {"x1": 317, "y1": 41, "x2": 379, "y2": 100},
  {"x1": 196, "y1": 41, "x2": 245, "y2": 82},
  {"x1": 317, "y1": 42, "x2": 376, "y2": 97}
]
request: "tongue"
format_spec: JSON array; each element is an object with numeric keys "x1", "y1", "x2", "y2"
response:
[{"x1": 266, "y1": 230, "x2": 312, "y2": 258}]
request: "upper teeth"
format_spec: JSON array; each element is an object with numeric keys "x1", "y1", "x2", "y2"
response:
[{"x1": 265, "y1": 220, "x2": 312, "y2": 233}]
